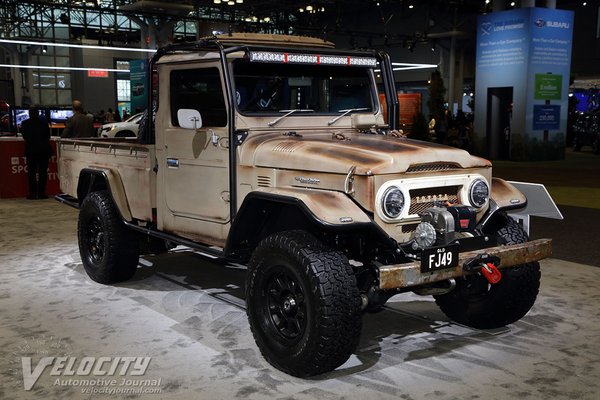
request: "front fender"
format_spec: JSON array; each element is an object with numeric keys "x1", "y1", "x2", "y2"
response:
[
  {"x1": 224, "y1": 187, "x2": 379, "y2": 260},
  {"x1": 490, "y1": 178, "x2": 527, "y2": 211}
]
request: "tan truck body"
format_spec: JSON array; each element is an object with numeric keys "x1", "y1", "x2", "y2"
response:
[{"x1": 57, "y1": 33, "x2": 552, "y2": 377}]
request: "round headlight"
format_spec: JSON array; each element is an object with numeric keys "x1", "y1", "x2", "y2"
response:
[
  {"x1": 469, "y1": 179, "x2": 489, "y2": 208},
  {"x1": 382, "y1": 186, "x2": 405, "y2": 218}
]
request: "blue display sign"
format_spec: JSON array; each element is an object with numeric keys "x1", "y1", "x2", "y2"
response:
[
  {"x1": 474, "y1": 7, "x2": 574, "y2": 160},
  {"x1": 533, "y1": 105, "x2": 560, "y2": 130},
  {"x1": 130, "y1": 59, "x2": 148, "y2": 114}
]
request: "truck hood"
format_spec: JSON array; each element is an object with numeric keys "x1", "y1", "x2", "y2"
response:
[{"x1": 239, "y1": 131, "x2": 491, "y2": 175}]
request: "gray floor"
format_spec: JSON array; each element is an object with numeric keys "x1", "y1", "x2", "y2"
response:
[{"x1": 1, "y1": 198, "x2": 599, "y2": 400}]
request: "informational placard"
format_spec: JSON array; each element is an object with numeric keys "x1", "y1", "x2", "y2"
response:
[
  {"x1": 534, "y1": 73, "x2": 562, "y2": 100},
  {"x1": 533, "y1": 105, "x2": 560, "y2": 130},
  {"x1": 398, "y1": 93, "x2": 422, "y2": 125}
]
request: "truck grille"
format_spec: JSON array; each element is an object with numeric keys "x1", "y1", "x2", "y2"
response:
[
  {"x1": 406, "y1": 163, "x2": 460, "y2": 173},
  {"x1": 408, "y1": 186, "x2": 459, "y2": 215}
]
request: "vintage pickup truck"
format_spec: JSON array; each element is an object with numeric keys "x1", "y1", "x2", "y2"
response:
[{"x1": 57, "y1": 33, "x2": 552, "y2": 377}]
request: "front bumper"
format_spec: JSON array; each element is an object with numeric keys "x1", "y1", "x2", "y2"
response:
[{"x1": 377, "y1": 238, "x2": 552, "y2": 290}]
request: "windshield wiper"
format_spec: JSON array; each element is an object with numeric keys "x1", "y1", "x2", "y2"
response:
[
  {"x1": 327, "y1": 108, "x2": 369, "y2": 126},
  {"x1": 268, "y1": 109, "x2": 314, "y2": 127}
]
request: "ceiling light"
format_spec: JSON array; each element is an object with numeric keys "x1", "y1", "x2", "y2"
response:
[
  {"x1": 306, "y1": 5, "x2": 313, "y2": 11},
  {"x1": 236, "y1": 0, "x2": 243, "y2": 3},
  {"x1": 299, "y1": 8, "x2": 304, "y2": 12},
  {"x1": 409, "y1": 4, "x2": 414, "y2": 9},
  {"x1": 227, "y1": 0, "x2": 234, "y2": 5},
  {"x1": 214, "y1": 0, "x2": 221, "y2": 3},
  {"x1": 0, "y1": 38, "x2": 156, "y2": 53},
  {"x1": 510, "y1": 1, "x2": 515, "y2": 6},
  {"x1": 0, "y1": 64, "x2": 128, "y2": 73}
]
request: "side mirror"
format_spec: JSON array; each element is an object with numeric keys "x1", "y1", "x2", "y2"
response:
[{"x1": 177, "y1": 109, "x2": 202, "y2": 129}]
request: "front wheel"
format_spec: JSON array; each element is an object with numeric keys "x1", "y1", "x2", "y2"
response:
[
  {"x1": 78, "y1": 190, "x2": 139, "y2": 283},
  {"x1": 246, "y1": 230, "x2": 362, "y2": 377},
  {"x1": 434, "y1": 215, "x2": 541, "y2": 329}
]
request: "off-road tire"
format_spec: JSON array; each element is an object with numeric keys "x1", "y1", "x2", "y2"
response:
[
  {"x1": 78, "y1": 190, "x2": 139, "y2": 283},
  {"x1": 434, "y1": 214, "x2": 541, "y2": 329},
  {"x1": 246, "y1": 230, "x2": 362, "y2": 377}
]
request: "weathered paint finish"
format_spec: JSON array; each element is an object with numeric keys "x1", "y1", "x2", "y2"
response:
[
  {"x1": 378, "y1": 238, "x2": 552, "y2": 290},
  {"x1": 491, "y1": 178, "x2": 527, "y2": 210},
  {"x1": 253, "y1": 187, "x2": 372, "y2": 225},
  {"x1": 239, "y1": 130, "x2": 491, "y2": 175},
  {"x1": 58, "y1": 139, "x2": 155, "y2": 221}
]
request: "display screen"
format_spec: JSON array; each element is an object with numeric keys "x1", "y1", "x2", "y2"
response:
[
  {"x1": 49, "y1": 109, "x2": 74, "y2": 121},
  {"x1": 13, "y1": 108, "x2": 46, "y2": 126}
]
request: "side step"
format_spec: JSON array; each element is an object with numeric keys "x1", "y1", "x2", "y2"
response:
[{"x1": 54, "y1": 194, "x2": 79, "y2": 209}]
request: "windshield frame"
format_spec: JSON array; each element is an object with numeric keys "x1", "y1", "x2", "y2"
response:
[{"x1": 230, "y1": 53, "x2": 381, "y2": 119}]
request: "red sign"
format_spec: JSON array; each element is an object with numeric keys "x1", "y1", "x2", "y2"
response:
[
  {"x1": 0, "y1": 138, "x2": 60, "y2": 198},
  {"x1": 88, "y1": 69, "x2": 109, "y2": 78}
]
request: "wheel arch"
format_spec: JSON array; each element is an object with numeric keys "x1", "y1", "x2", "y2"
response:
[
  {"x1": 224, "y1": 188, "x2": 392, "y2": 261},
  {"x1": 77, "y1": 168, "x2": 132, "y2": 221}
]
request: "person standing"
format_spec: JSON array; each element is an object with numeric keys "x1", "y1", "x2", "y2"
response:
[
  {"x1": 21, "y1": 106, "x2": 52, "y2": 199},
  {"x1": 61, "y1": 100, "x2": 95, "y2": 138},
  {"x1": 105, "y1": 108, "x2": 115, "y2": 123}
]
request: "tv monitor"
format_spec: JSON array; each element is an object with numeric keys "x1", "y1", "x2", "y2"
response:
[
  {"x1": 13, "y1": 108, "x2": 46, "y2": 127},
  {"x1": 49, "y1": 109, "x2": 74, "y2": 122}
]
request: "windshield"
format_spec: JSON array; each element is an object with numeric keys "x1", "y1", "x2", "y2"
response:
[{"x1": 233, "y1": 59, "x2": 377, "y2": 114}]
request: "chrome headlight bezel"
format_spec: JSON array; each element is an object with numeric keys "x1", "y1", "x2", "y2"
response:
[
  {"x1": 381, "y1": 185, "x2": 405, "y2": 219},
  {"x1": 469, "y1": 178, "x2": 489, "y2": 208}
]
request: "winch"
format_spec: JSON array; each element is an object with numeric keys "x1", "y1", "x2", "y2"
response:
[{"x1": 413, "y1": 205, "x2": 477, "y2": 249}]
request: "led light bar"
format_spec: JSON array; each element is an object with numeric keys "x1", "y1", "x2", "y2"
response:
[{"x1": 248, "y1": 51, "x2": 378, "y2": 67}]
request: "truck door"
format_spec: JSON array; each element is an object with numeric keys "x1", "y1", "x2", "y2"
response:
[{"x1": 162, "y1": 65, "x2": 230, "y2": 234}]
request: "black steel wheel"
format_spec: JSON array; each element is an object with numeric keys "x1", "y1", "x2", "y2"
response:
[
  {"x1": 434, "y1": 214, "x2": 541, "y2": 329},
  {"x1": 246, "y1": 230, "x2": 361, "y2": 377},
  {"x1": 78, "y1": 190, "x2": 139, "y2": 284}
]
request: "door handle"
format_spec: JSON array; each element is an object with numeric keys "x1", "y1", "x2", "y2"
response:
[{"x1": 166, "y1": 158, "x2": 179, "y2": 168}]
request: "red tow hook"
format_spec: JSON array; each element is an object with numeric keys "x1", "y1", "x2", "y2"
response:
[{"x1": 481, "y1": 262, "x2": 502, "y2": 284}]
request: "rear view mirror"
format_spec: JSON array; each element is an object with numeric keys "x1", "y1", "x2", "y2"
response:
[{"x1": 177, "y1": 109, "x2": 202, "y2": 129}]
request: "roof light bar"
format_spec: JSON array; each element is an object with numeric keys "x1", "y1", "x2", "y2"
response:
[{"x1": 249, "y1": 51, "x2": 378, "y2": 67}]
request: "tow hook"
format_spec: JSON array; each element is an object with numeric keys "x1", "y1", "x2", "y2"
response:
[{"x1": 463, "y1": 254, "x2": 502, "y2": 284}]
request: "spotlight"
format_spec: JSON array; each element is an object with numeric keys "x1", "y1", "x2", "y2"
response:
[{"x1": 42, "y1": 45, "x2": 47, "y2": 53}]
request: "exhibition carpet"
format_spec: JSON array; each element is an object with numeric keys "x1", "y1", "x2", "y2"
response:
[{"x1": 0, "y1": 198, "x2": 599, "y2": 400}]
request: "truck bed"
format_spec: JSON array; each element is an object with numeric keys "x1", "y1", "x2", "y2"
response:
[{"x1": 57, "y1": 138, "x2": 156, "y2": 222}]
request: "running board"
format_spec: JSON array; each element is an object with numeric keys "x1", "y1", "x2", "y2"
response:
[
  {"x1": 124, "y1": 221, "x2": 224, "y2": 259},
  {"x1": 55, "y1": 194, "x2": 79, "y2": 209}
]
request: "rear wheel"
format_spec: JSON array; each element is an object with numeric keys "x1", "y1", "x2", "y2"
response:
[
  {"x1": 246, "y1": 230, "x2": 361, "y2": 377},
  {"x1": 78, "y1": 190, "x2": 139, "y2": 283},
  {"x1": 434, "y1": 215, "x2": 540, "y2": 329}
]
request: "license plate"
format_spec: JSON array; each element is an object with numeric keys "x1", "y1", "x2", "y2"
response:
[{"x1": 421, "y1": 244, "x2": 459, "y2": 273}]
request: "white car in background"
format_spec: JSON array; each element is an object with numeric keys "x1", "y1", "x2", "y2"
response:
[{"x1": 98, "y1": 113, "x2": 143, "y2": 138}]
